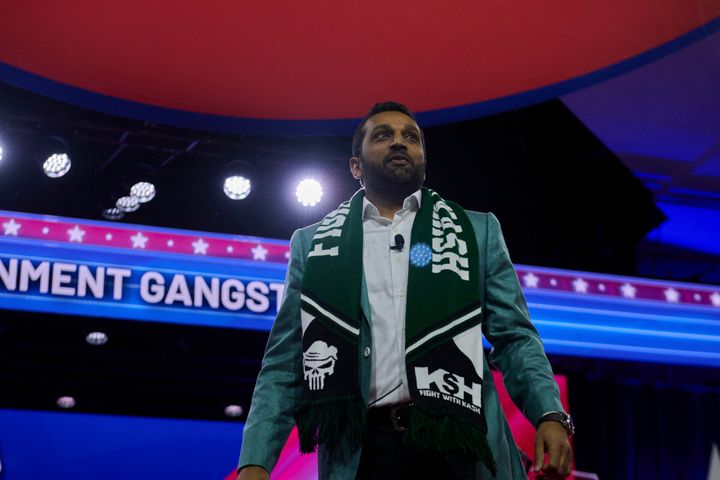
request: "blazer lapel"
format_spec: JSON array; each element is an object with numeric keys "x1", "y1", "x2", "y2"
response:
[{"x1": 360, "y1": 269, "x2": 371, "y2": 325}]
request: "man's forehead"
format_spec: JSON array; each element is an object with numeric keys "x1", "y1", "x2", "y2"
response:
[{"x1": 365, "y1": 111, "x2": 420, "y2": 131}]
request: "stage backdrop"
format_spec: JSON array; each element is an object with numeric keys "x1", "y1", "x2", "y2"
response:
[{"x1": 2, "y1": 209, "x2": 720, "y2": 368}]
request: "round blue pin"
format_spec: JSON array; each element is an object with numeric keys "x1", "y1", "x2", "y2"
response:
[{"x1": 409, "y1": 243, "x2": 432, "y2": 268}]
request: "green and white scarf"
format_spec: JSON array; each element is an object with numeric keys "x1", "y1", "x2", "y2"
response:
[{"x1": 294, "y1": 187, "x2": 495, "y2": 474}]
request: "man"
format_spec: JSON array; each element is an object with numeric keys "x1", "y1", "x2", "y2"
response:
[{"x1": 238, "y1": 102, "x2": 573, "y2": 479}]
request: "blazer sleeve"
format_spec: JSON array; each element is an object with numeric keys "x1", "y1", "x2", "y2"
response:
[
  {"x1": 481, "y1": 212, "x2": 565, "y2": 426},
  {"x1": 238, "y1": 228, "x2": 307, "y2": 472}
]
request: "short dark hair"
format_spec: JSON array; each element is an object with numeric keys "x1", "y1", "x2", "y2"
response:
[{"x1": 351, "y1": 101, "x2": 423, "y2": 157}]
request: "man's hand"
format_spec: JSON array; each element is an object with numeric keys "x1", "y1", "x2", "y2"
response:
[
  {"x1": 533, "y1": 421, "x2": 573, "y2": 479},
  {"x1": 237, "y1": 465, "x2": 270, "y2": 480}
]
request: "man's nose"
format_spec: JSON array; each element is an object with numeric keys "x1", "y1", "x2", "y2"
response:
[{"x1": 389, "y1": 133, "x2": 408, "y2": 149}]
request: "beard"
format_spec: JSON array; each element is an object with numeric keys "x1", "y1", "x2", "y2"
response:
[{"x1": 359, "y1": 152, "x2": 425, "y2": 196}]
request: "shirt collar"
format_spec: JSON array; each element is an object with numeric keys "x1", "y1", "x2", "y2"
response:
[{"x1": 362, "y1": 189, "x2": 422, "y2": 220}]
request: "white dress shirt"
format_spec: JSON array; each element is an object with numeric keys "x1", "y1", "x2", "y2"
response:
[{"x1": 363, "y1": 190, "x2": 422, "y2": 407}]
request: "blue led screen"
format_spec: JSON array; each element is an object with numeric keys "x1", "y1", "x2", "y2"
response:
[{"x1": 1, "y1": 210, "x2": 719, "y2": 368}]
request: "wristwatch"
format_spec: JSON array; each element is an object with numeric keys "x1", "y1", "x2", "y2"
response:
[{"x1": 538, "y1": 411, "x2": 575, "y2": 437}]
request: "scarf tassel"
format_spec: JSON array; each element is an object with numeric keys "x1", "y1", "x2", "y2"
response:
[
  {"x1": 294, "y1": 395, "x2": 367, "y2": 455},
  {"x1": 407, "y1": 406, "x2": 497, "y2": 476}
]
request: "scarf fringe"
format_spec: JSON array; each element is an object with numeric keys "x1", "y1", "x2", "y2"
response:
[
  {"x1": 294, "y1": 395, "x2": 366, "y2": 455},
  {"x1": 407, "y1": 406, "x2": 497, "y2": 476}
]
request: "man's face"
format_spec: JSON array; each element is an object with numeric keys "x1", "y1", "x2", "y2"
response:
[{"x1": 350, "y1": 111, "x2": 426, "y2": 195}]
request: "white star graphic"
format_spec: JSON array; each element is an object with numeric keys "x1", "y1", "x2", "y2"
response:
[
  {"x1": 693, "y1": 293, "x2": 702, "y2": 302},
  {"x1": 167, "y1": 239, "x2": 174, "y2": 247},
  {"x1": 131, "y1": 232, "x2": 149, "y2": 249},
  {"x1": 620, "y1": 283, "x2": 636, "y2": 299},
  {"x1": 711, "y1": 292, "x2": 720, "y2": 307},
  {"x1": 598, "y1": 283, "x2": 606, "y2": 292},
  {"x1": 522, "y1": 272, "x2": 539, "y2": 288},
  {"x1": 572, "y1": 278, "x2": 589, "y2": 293},
  {"x1": 664, "y1": 288, "x2": 680, "y2": 303},
  {"x1": 42, "y1": 226, "x2": 50, "y2": 235},
  {"x1": 226, "y1": 245, "x2": 234, "y2": 253},
  {"x1": 67, "y1": 225, "x2": 86, "y2": 242},
  {"x1": 252, "y1": 243, "x2": 268, "y2": 261},
  {"x1": 284, "y1": 250, "x2": 291, "y2": 260},
  {"x1": 2, "y1": 218, "x2": 21, "y2": 236},
  {"x1": 192, "y1": 238, "x2": 209, "y2": 255},
  {"x1": 549, "y1": 278, "x2": 558, "y2": 286},
  {"x1": 105, "y1": 233, "x2": 113, "y2": 241}
]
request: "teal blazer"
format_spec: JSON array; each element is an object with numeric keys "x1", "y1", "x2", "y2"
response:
[{"x1": 238, "y1": 212, "x2": 564, "y2": 479}]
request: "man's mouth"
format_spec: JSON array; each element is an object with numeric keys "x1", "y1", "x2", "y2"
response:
[{"x1": 386, "y1": 154, "x2": 411, "y2": 164}]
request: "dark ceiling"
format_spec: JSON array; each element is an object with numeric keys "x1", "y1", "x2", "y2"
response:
[
  {"x1": 0, "y1": 81, "x2": 664, "y2": 276},
  {"x1": 563, "y1": 30, "x2": 720, "y2": 209}
]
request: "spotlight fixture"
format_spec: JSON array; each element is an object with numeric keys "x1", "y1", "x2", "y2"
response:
[
  {"x1": 56, "y1": 396, "x2": 76, "y2": 409},
  {"x1": 0, "y1": 145, "x2": 4, "y2": 162},
  {"x1": 223, "y1": 175, "x2": 252, "y2": 200},
  {"x1": 43, "y1": 153, "x2": 71, "y2": 178},
  {"x1": 85, "y1": 331, "x2": 108, "y2": 346},
  {"x1": 116, "y1": 195, "x2": 140, "y2": 213},
  {"x1": 130, "y1": 181, "x2": 156, "y2": 203},
  {"x1": 296, "y1": 178, "x2": 323, "y2": 207},
  {"x1": 102, "y1": 208, "x2": 125, "y2": 221},
  {"x1": 224, "y1": 405, "x2": 244, "y2": 417}
]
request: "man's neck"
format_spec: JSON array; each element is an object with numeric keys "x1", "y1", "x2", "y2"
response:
[{"x1": 364, "y1": 188, "x2": 415, "y2": 220}]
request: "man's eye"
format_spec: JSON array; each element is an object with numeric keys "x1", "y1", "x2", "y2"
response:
[{"x1": 374, "y1": 131, "x2": 390, "y2": 139}]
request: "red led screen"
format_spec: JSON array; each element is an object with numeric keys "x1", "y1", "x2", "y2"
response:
[{"x1": 2, "y1": 1, "x2": 718, "y2": 121}]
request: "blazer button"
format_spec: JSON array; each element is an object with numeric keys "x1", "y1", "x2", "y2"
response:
[{"x1": 363, "y1": 347, "x2": 371, "y2": 358}]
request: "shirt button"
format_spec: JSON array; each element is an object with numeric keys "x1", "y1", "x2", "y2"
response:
[
  {"x1": 363, "y1": 347, "x2": 371, "y2": 358},
  {"x1": 397, "y1": 291, "x2": 405, "y2": 297}
]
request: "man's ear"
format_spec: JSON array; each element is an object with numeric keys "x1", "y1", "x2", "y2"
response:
[{"x1": 349, "y1": 156, "x2": 362, "y2": 180}]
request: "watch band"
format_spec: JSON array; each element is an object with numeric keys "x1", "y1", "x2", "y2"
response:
[{"x1": 538, "y1": 411, "x2": 575, "y2": 437}]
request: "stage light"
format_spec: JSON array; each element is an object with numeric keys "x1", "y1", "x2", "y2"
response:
[
  {"x1": 43, "y1": 153, "x2": 71, "y2": 178},
  {"x1": 223, "y1": 175, "x2": 251, "y2": 200},
  {"x1": 102, "y1": 208, "x2": 125, "y2": 220},
  {"x1": 56, "y1": 396, "x2": 76, "y2": 409},
  {"x1": 130, "y1": 181, "x2": 156, "y2": 203},
  {"x1": 224, "y1": 405, "x2": 244, "y2": 417},
  {"x1": 0, "y1": 145, "x2": 4, "y2": 162},
  {"x1": 85, "y1": 331, "x2": 108, "y2": 346},
  {"x1": 296, "y1": 178, "x2": 323, "y2": 206},
  {"x1": 116, "y1": 195, "x2": 140, "y2": 213}
]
